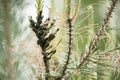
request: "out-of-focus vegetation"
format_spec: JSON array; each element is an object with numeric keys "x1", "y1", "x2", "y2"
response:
[{"x1": 0, "y1": 0, "x2": 120, "y2": 80}]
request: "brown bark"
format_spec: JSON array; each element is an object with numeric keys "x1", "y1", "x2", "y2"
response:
[{"x1": 3, "y1": 0, "x2": 13, "y2": 80}]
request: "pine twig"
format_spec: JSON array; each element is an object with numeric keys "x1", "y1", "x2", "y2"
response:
[
  {"x1": 77, "y1": 0, "x2": 118, "y2": 68},
  {"x1": 29, "y1": 10, "x2": 59, "y2": 80},
  {"x1": 57, "y1": 18, "x2": 73, "y2": 80},
  {"x1": 56, "y1": 0, "x2": 74, "y2": 79}
]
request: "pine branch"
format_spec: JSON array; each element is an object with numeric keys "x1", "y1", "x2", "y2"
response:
[
  {"x1": 77, "y1": 0, "x2": 118, "y2": 68},
  {"x1": 29, "y1": 10, "x2": 59, "y2": 80},
  {"x1": 56, "y1": 18, "x2": 73, "y2": 80},
  {"x1": 55, "y1": 0, "x2": 74, "y2": 79}
]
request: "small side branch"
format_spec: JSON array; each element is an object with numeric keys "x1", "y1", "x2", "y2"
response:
[{"x1": 77, "y1": 0, "x2": 118, "y2": 68}]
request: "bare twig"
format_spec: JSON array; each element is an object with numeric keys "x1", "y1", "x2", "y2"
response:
[{"x1": 77, "y1": 0, "x2": 118, "y2": 68}]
